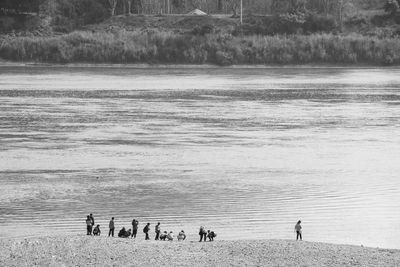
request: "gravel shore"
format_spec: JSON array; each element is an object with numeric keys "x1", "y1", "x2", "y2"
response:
[{"x1": 1, "y1": 236, "x2": 399, "y2": 266}]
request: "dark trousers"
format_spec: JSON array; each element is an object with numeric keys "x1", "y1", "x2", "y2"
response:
[
  {"x1": 296, "y1": 231, "x2": 302, "y2": 241},
  {"x1": 155, "y1": 231, "x2": 160, "y2": 240},
  {"x1": 87, "y1": 225, "x2": 92, "y2": 235},
  {"x1": 199, "y1": 233, "x2": 207, "y2": 242},
  {"x1": 109, "y1": 228, "x2": 114, "y2": 237},
  {"x1": 145, "y1": 232, "x2": 150, "y2": 240},
  {"x1": 132, "y1": 229, "x2": 137, "y2": 238}
]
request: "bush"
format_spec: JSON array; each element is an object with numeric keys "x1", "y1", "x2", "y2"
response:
[
  {"x1": 272, "y1": 13, "x2": 306, "y2": 34},
  {"x1": 384, "y1": 0, "x2": 400, "y2": 16},
  {"x1": 304, "y1": 13, "x2": 337, "y2": 33},
  {"x1": 1, "y1": 31, "x2": 400, "y2": 66},
  {"x1": 191, "y1": 24, "x2": 215, "y2": 35}
]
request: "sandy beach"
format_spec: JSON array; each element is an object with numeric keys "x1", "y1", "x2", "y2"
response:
[{"x1": 1, "y1": 236, "x2": 399, "y2": 267}]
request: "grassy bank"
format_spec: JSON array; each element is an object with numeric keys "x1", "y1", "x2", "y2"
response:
[
  {"x1": 1, "y1": 236, "x2": 400, "y2": 266},
  {"x1": 1, "y1": 30, "x2": 400, "y2": 65}
]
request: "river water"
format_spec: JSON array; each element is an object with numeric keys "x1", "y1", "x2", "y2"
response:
[{"x1": 0, "y1": 65, "x2": 399, "y2": 249}]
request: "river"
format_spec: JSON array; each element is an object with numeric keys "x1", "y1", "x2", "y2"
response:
[{"x1": 0, "y1": 65, "x2": 399, "y2": 249}]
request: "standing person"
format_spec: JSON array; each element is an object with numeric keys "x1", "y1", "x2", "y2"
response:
[
  {"x1": 155, "y1": 222, "x2": 161, "y2": 240},
  {"x1": 143, "y1": 223, "x2": 150, "y2": 240},
  {"x1": 199, "y1": 226, "x2": 207, "y2": 242},
  {"x1": 295, "y1": 220, "x2": 302, "y2": 241},
  {"x1": 131, "y1": 219, "x2": 139, "y2": 239},
  {"x1": 89, "y1": 213, "x2": 95, "y2": 228},
  {"x1": 86, "y1": 216, "x2": 92, "y2": 235},
  {"x1": 109, "y1": 217, "x2": 115, "y2": 237}
]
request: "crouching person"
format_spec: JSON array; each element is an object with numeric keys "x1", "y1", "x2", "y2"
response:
[
  {"x1": 93, "y1": 225, "x2": 101, "y2": 236},
  {"x1": 160, "y1": 231, "x2": 168, "y2": 241},
  {"x1": 207, "y1": 230, "x2": 216, "y2": 241},
  {"x1": 177, "y1": 230, "x2": 186, "y2": 241},
  {"x1": 118, "y1": 227, "x2": 129, "y2": 238},
  {"x1": 166, "y1": 231, "x2": 174, "y2": 241}
]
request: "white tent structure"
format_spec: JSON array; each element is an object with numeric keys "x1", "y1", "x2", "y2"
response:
[{"x1": 186, "y1": 9, "x2": 207, "y2": 16}]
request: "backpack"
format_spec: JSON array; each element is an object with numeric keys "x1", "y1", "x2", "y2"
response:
[{"x1": 143, "y1": 226, "x2": 148, "y2": 233}]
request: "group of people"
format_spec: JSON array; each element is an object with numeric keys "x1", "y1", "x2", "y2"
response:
[
  {"x1": 85, "y1": 213, "x2": 101, "y2": 236},
  {"x1": 199, "y1": 226, "x2": 216, "y2": 242},
  {"x1": 85, "y1": 215, "x2": 207, "y2": 241},
  {"x1": 86, "y1": 214, "x2": 302, "y2": 241}
]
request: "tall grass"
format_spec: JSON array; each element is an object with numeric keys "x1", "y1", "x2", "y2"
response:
[{"x1": 1, "y1": 30, "x2": 400, "y2": 65}]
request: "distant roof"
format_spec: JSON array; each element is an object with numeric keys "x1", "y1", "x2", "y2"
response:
[{"x1": 187, "y1": 9, "x2": 207, "y2": 16}]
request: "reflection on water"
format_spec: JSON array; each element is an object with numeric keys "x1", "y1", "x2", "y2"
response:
[{"x1": 0, "y1": 66, "x2": 400, "y2": 249}]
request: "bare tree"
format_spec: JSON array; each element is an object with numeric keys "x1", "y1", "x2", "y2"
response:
[
  {"x1": 226, "y1": 0, "x2": 240, "y2": 16},
  {"x1": 108, "y1": 0, "x2": 118, "y2": 16}
]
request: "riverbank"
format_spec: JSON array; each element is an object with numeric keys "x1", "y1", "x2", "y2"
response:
[
  {"x1": 1, "y1": 236, "x2": 399, "y2": 266},
  {"x1": 1, "y1": 30, "x2": 400, "y2": 66}
]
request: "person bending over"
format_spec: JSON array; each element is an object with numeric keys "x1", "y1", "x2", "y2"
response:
[{"x1": 207, "y1": 230, "x2": 216, "y2": 241}]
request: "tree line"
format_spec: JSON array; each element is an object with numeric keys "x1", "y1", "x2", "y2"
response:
[{"x1": 0, "y1": 0, "x2": 384, "y2": 17}]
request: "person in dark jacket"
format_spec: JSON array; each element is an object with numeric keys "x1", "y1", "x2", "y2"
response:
[
  {"x1": 108, "y1": 217, "x2": 115, "y2": 237},
  {"x1": 118, "y1": 227, "x2": 128, "y2": 238},
  {"x1": 155, "y1": 222, "x2": 161, "y2": 240},
  {"x1": 199, "y1": 226, "x2": 207, "y2": 242},
  {"x1": 160, "y1": 231, "x2": 168, "y2": 241},
  {"x1": 86, "y1": 216, "x2": 92, "y2": 235},
  {"x1": 131, "y1": 219, "x2": 139, "y2": 239},
  {"x1": 295, "y1": 220, "x2": 302, "y2": 241},
  {"x1": 207, "y1": 230, "x2": 216, "y2": 241},
  {"x1": 143, "y1": 223, "x2": 150, "y2": 240},
  {"x1": 89, "y1": 214, "x2": 95, "y2": 227}
]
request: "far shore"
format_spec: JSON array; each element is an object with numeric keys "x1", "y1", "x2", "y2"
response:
[{"x1": 1, "y1": 236, "x2": 399, "y2": 266}]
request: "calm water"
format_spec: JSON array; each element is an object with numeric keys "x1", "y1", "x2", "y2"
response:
[{"x1": 0, "y1": 66, "x2": 400, "y2": 249}]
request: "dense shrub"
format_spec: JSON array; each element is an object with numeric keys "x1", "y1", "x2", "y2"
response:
[
  {"x1": 1, "y1": 31, "x2": 400, "y2": 65},
  {"x1": 304, "y1": 13, "x2": 337, "y2": 33},
  {"x1": 191, "y1": 24, "x2": 215, "y2": 35},
  {"x1": 241, "y1": 14, "x2": 338, "y2": 35},
  {"x1": 384, "y1": 0, "x2": 399, "y2": 16},
  {"x1": 273, "y1": 13, "x2": 306, "y2": 34}
]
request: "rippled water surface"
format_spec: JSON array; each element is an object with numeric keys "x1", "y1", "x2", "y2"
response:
[{"x1": 1, "y1": 66, "x2": 400, "y2": 248}]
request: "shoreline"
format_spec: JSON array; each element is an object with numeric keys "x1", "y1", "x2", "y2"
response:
[
  {"x1": 1, "y1": 236, "x2": 399, "y2": 266},
  {"x1": 1, "y1": 61, "x2": 400, "y2": 70}
]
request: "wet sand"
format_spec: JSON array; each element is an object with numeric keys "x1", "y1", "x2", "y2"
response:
[{"x1": 1, "y1": 236, "x2": 399, "y2": 266}]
